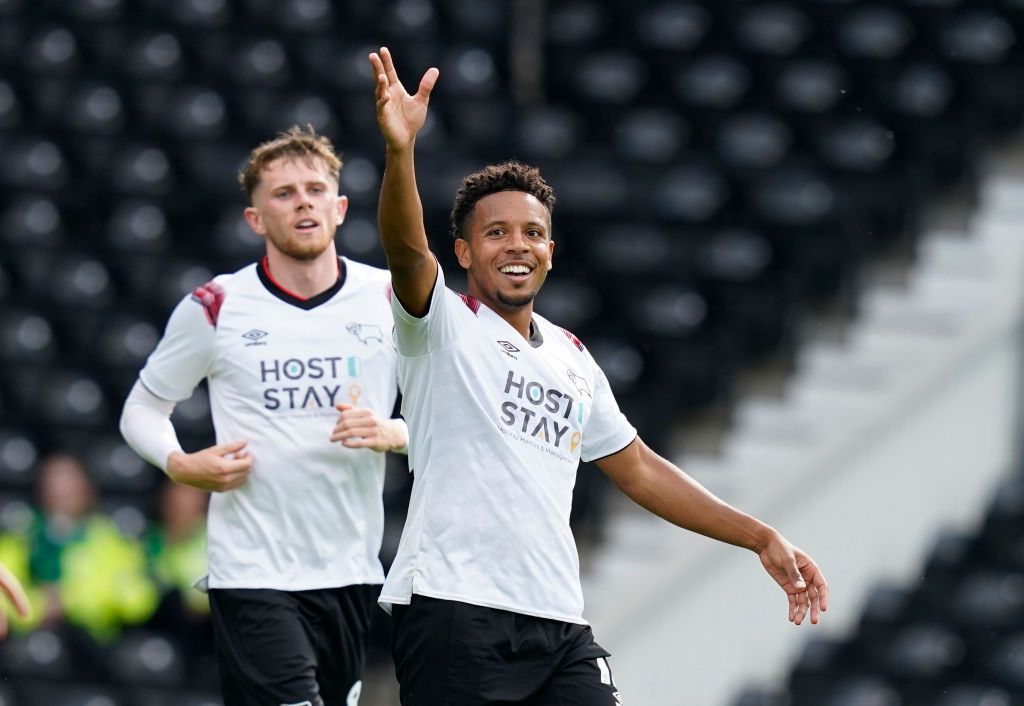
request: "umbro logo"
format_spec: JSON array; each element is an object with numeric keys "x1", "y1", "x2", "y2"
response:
[
  {"x1": 242, "y1": 329, "x2": 268, "y2": 346},
  {"x1": 497, "y1": 340, "x2": 520, "y2": 359}
]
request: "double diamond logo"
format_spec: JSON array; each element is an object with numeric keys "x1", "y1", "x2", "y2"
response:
[{"x1": 242, "y1": 329, "x2": 268, "y2": 346}]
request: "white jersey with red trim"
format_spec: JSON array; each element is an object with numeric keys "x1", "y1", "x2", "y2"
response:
[
  {"x1": 140, "y1": 257, "x2": 399, "y2": 591},
  {"x1": 380, "y1": 265, "x2": 637, "y2": 624}
]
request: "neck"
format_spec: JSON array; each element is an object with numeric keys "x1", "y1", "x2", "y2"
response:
[
  {"x1": 471, "y1": 285, "x2": 534, "y2": 338},
  {"x1": 263, "y1": 247, "x2": 339, "y2": 299}
]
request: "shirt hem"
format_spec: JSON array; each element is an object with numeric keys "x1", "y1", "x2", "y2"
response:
[
  {"x1": 378, "y1": 588, "x2": 589, "y2": 625},
  {"x1": 208, "y1": 574, "x2": 385, "y2": 592}
]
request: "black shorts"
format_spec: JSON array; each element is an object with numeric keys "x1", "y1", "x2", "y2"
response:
[
  {"x1": 209, "y1": 584, "x2": 376, "y2": 706},
  {"x1": 392, "y1": 595, "x2": 623, "y2": 706}
]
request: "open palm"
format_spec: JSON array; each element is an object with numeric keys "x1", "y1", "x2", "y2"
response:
[{"x1": 369, "y1": 46, "x2": 439, "y2": 149}]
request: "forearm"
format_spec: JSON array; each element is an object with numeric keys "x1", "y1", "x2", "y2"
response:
[
  {"x1": 379, "y1": 145, "x2": 432, "y2": 271},
  {"x1": 603, "y1": 441, "x2": 775, "y2": 552},
  {"x1": 119, "y1": 380, "x2": 183, "y2": 473}
]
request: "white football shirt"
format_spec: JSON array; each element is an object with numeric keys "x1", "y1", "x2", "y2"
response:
[
  {"x1": 380, "y1": 265, "x2": 637, "y2": 623},
  {"x1": 139, "y1": 257, "x2": 399, "y2": 591}
]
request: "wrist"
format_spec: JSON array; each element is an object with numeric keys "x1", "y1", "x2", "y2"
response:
[
  {"x1": 165, "y1": 450, "x2": 189, "y2": 479},
  {"x1": 749, "y1": 524, "x2": 780, "y2": 554}
]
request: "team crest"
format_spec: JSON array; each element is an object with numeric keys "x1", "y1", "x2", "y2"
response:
[
  {"x1": 346, "y1": 322, "x2": 384, "y2": 345},
  {"x1": 566, "y1": 369, "x2": 592, "y2": 398}
]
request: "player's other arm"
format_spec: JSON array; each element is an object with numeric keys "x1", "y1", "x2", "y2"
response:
[
  {"x1": 595, "y1": 438, "x2": 828, "y2": 626},
  {"x1": 369, "y1": 46, "x2": 439, "y2": 317},
  {"x1": 119, "y1": 288, "x2": 252, "y2": 492}
]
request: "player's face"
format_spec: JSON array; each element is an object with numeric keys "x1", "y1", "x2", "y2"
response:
[
  {"x1": 244, "y1": 156, "x2": 348, "y2": 262},
  {"x1": 455, "y1": 191, "x2": 555, "y2": 311}
]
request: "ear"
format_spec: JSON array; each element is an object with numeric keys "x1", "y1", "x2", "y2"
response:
[
  {"x1": 454, "y1": 237, "x2": 472, "y2": 270},
  {"x1": 546, "y1": 239, "x2": 555, "y2": 271},
  {"x1": 335, "y1": 194, "x2": 349, "y2": 227},
  {"x1": 243, "y1": 206, "x2": 265, "y2": 236}
]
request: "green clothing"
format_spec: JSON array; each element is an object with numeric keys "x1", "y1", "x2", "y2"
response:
[{"x1": 145, "y1": 525, "x2": 209, "y2": 614}]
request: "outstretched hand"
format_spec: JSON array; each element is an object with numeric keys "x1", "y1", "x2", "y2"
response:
[
  {"x1": 0, "y1": 563, "x2": 29, "y2": 639},
  {"x1": 369, "y1": 46, "x2": 439, "y2": 150},
  {"x1": 758, "y1": 532, "x2": 828, "y2": 626}
]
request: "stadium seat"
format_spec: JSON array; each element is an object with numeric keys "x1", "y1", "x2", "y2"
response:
[
  {"x1": 0, "y1": 428, "x2": 37, "y2": 491},
  {"x1": 546, "y1": 0, "x2": 609, "y2": 47},
  {"x1": 714, "y1": 112, "x2": 795, "y2": 170},
  {"x1": 106, "y1": 200, "x2": 171, "y2": 253},
  {"x1": 837, "y1": 6, "x2": 916, "y2": 60},
  {"x1": 0, "y1": 136, "x2": 71, "y2": 191},
  {"x1": 0, "y1": 308, "x2": 58, "y2": 363},
  {"x1": 23, "y1": 26, "x2": 82, "y2": 76},
  {"x1": 675, "y1": 54, "x2": 754, "y2": 110},
  {"x1": 774, "y1": 59, "x2": 851, "y2": 115},
  {"x1": 733, "y1": 3, "x2": 813, "y2": 56},
  {"x1": 633, "y1": 1, "x2": 711, "y2": 51},
  {"x1": 652, "y1": 162, "x2": 732, "y2": 224},
  {"x1": 613, "y1": 107, "x2": 690, "y2": 164},
  {"x1": 85, "y1": 435, "x2": 160, "y2": 495},
  {"x1": 0, "y1": 79, "x2": 22, "y2": 129},
  {"x1": 1, "y1": 193, "x2": 64, "y2": 247},
  {"x1": 63, "y1": 82, "x2": 126, "y2": 135},
  {"x1": 108, "y1": 143, "x2": 176, "y2": 196},
  {"x1": 516, "y1": 106, "x2": 588, "y2": 160},
  {"x1": 0, "y1": 628, "x2": 79, "y2": 680},
  {"x1": 124, "y1": 31, "x2": 188, "y2": 82}
]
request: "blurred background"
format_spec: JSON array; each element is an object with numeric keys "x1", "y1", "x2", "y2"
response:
[{"x1": 0, "y1": 0, "x2": 1023, "y2": 704}]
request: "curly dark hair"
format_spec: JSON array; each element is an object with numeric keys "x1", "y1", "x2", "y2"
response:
[{"x1": 449, "y1": 161, "x2": 557, "y2": 239}]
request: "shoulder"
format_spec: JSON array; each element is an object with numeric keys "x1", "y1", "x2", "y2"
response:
[
  {"x1": 186, "y1": 264, "x2": 254, "y2": 328},
  {"x1": 535, "y1": 312, "x2": 587, "y2": 353}
]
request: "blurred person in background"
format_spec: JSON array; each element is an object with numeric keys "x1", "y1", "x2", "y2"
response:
[
  {"x1": 120, "y1": 126, "x2": 408, "y2": 706},
  {"x1": 369, "y1": 47, "x2": 829, "y2": 706},
  {"x1": 0, "y1": 453, "x2": 157, "y2": 642},
  {"x1": 143, "y1": 480, "x2": 212, "y2": 661}
]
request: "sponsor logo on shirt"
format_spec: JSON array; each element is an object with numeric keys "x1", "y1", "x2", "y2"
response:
[
  {"x1": 346, "y1": 322, "x2": 384, "y2": 345},
  {"x1": 242, "y1": 329, "x2": 268, "y2": 346},
  {"x1": 497, "y1": 340, "x2": 520, "y2": 359},
  {"x1": 498, "y1": 370, "x2": 585, "y2": 461},
  {"x1": 259, "y1": 356, "x2": 365, "y2": 413}
]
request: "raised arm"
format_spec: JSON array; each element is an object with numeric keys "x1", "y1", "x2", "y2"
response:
[
  {"x1": 596, "y1": 438, "x2": 828, "y2": 626},
  {"x1": 369, "y1": 47, "x2": 440, "y2": 317}
]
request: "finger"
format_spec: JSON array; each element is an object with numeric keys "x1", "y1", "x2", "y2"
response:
[
  {"x1": 0, "y1": 566, "x2": 29, "y2": 618},
  {"x1": 368, "y1": 52, "x2": 385, "y2": 83},
  {"x1": 214, "y1": 440, "x2": 247, "y2": 455},
  {"x1": 224, "y1": 458, "x2": 253, "y2": 474},
  {"x1": 342, "y1": 437, "x2": 377, "y2": 449},
  {"x1": 805, "y1": 564, "x2": 829, "y2": 613},
  {"x1": 793, "y1": 589, "x2": 809, "y2": 626},
  {"x1": 376, "y1": 72, "x2": 389, "y2": 103},
  {"x1": 335, "y1": 403, "x2": 354, "y2": 412},
  {"x1": 0, "y1": 612, "x2": 7, "y2": 639},
  {"x1": 380, "y1": 46, "x2": 400, "y2": 85},
  {"x1": 808, "y1": 583, "x2": 821, "y2": 625},
  {"x1": 787, "y1": 591, "x2": 797, "y2": 623},
  {"x1": 416, "y1": 67, "x2": 440, "y2": 102}
]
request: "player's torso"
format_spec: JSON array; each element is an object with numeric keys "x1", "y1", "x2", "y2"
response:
[{"x1": 208, "y1": 273, "x2": 397, "y2": 442}]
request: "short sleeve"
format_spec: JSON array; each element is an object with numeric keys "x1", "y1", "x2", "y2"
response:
[
  {"x1": 580, "y1": 361, "x2": 637, "y2": 463},
  {"x1": 390, "y1": 262, "x2": 460, "y2": 357},
  {"x1": 139, "y1": 291, "x2": 218, "y2": 402}
]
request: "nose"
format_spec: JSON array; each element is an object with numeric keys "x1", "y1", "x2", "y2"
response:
[
  {"x1": 296, "y1": 187, "x2": 314, "y2": 210},
  {"x1": 506, "y1": 228, "x2": 530, "y2": 251}
]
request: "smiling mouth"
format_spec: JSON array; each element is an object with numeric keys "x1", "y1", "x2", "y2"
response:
[{"x1": 499, "y1": 264, "x2": 533, "y2": 281}]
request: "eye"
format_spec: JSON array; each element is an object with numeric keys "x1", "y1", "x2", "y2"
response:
[
  {"x1": 274, "y1": 189, "x2": 290, "y2": 198},
  {"x1": 487, "y1": 228, "x2": 505, "y2": 237},
  {"x1": 310, "y1": 185, "x2": 325, "y2": 194},
  {"x1": 527, "y1": 229, "x2": 543, "y2": 238}
]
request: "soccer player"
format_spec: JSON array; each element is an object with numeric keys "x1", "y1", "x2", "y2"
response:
[
  {"x1": 368, "y1": 47, "x2": 829, "y2": 705},
  {"x1": 119, "y1": 126, "x2": 407, "y2": 706}
]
